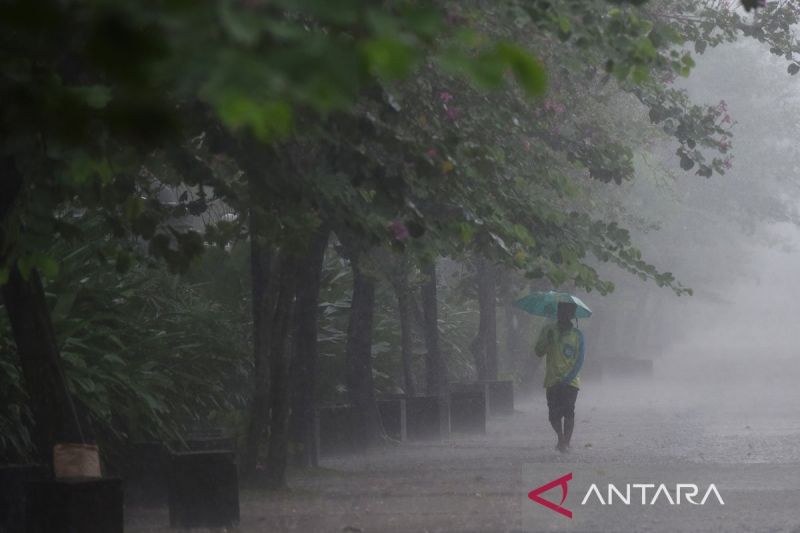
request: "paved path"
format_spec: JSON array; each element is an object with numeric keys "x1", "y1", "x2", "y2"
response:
[{"x1": 127, "y1": 378, "x2": 800, "y2": 532}]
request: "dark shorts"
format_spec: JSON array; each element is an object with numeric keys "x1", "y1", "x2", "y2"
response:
[{"x1": 546, "y1": 383, "x2": 579, "y2": 421}]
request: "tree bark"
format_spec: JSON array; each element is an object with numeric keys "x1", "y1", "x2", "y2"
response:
[
  {"x1": 242, "y1": 231, "x2": 276, "y2": 477},
  {"x1": 345, "y1": 255, "x2": 385, "y2": 447},
  {"x1": 483, "y1": 261, "x2": 498, "y2": 380},
  {"x1": 392, "y1": 256, "x2": 416, "y2": 397},
  {"x1": 471, "y1": 257, "x2": 498, "y2": 381},
  {"x1": 505, "y1": 302, "x2": 523, "y2": 377},
  {"x1": 2, "y1": 267, "x2": 84, "y2": 462},
  {"x1": 420, "y1": 260, "x2": 446, "y2": 396},
  {"x1": 263, "y1": 253, "x2": 297, "y2": 488},
  {"x1": 1, "y1": 157, "x2": 83, "y2": 462},
  {"x1": 288, "y1": 227, "x2": 329, "y2": 467}
]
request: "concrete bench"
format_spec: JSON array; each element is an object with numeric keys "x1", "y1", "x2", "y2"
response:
[
  {"x1": 25, "y1": 477, "x2": 123, "y2": 533},
  {"x1": 377, "y1": 398, "x2": 407, "y2": 441},
  {"x1": 404, "y1": 395, "x2": 449, "y2": 440},
  {"x1": 316, "y1": 405, "x2": 368, "y2": 456},
  {"x1": 479, "y1": 380, "x2": 515, "y2": 416},
  {"x1": 448, "y1": 383, "x2": 488, "y2": 434},
  {"x1": 168, "y1": 450, "x2": 239, "y2": 528},
  {"x1": 181, "y1": 427, "x2": 236, "y2": 452},
  {"x1": 0, "y1": 464, "x2": 50, "y2": 533}
]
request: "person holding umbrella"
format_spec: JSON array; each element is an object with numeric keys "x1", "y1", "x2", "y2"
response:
[{"x1": 514, "y1": 292, "x2": 589, "y2": 453}]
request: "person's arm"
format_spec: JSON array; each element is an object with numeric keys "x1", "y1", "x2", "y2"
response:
[
  {"x1": 561, "y1": 328, "x2": 585, "y2": 384},
  {"x1": 534, "y1": 325, "x2": 554, "y2": 357}
]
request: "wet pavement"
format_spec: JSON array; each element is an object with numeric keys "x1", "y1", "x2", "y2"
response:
[{"x1": 126, "y1": 377, "x2": 800, "y2": 532}]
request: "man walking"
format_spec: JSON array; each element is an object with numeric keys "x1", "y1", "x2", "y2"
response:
[{"x1": 535, "y1": 301, "x2": 584, "y2": 453}]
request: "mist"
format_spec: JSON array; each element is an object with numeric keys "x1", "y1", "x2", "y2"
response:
[{"x1": 5, "y1": 2, "x2": 800, "y2": 533}]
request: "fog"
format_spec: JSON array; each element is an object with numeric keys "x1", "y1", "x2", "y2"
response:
[
  {"x1": 579, "y1": 37, "x2": 800, "y2": 401},
  {"x1": 9, "y1": 3, "x2": 800, "y2": 533}
]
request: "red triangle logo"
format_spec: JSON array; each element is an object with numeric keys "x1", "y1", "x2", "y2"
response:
[{"x1": 528, "y1": 472, "x2": 573, "y2": 519}]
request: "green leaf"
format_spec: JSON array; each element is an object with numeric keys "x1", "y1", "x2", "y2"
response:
[
  {"x1": 696, "y1": 165, "x2": 713, "y2": 178},
  {"x1": 38, "y1": 256, "x2": 60, "y2": 279},
  {"x1": 634, "y1": 38, "x2": 656, "y2": 60},
  {"x1": 631, "y1": 65, "x2": 649, "y2": 83},
  {"x1": 558, "y1": 16, "x2": 570, "y2": 34},
  {"x1": 17, "y1": 255, "x2": 34, "y2": 279},
  {"x1": 219, "y1": 0, "x2": 260, "y2": 45},
  {"x1": 398, "y1": 4, "x2": 442, "y2": 39},
  {"x1": 214, "y1": 93, "x2": 293, "y2": 142},
  {"x1": 115, "y1": 251, "x2": 133, "y2": 273},
  {"x1": 279, "y1": 0, "x2": 359, "y2": 25},
  {"x1": 694, "y1": 40, "x2": 707, "y2": 54},
  {"x1": 65, "y1": 153, "x2": 113, "y2": 186},
  {"x1": 362, "y1": 37, "x2": 417, "y2": 80},
  {"x1": 463, "y1": 52, "x2": 506, "y2": 88},
  {"x1": 72, "y1": 85, "x2": 112, "y2": 109},
  {"x1": 496, "y1": 43, "x2": 547, "y2": 96},
  {"x1": 458, "y1": 222, "x2": 475, "y2": 244}
]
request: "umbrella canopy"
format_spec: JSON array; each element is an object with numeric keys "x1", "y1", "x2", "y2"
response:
[{"x1": 512, "y1": 291, "x2": 592, "y2": 319}]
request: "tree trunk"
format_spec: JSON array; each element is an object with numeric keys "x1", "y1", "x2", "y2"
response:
[
  {"x1": 1, "y1": 267, "x2": 84, "y2": 462},
  {"x1": 263, "y1": 254, "x2": 297, "y2": 489},
  {"x1": 242, "y1": 231, "x2": 276, "y2": 477},
  {"x1": 471, "y1": 257, "x2": 497, "y2": 381},
  {"x1": 483, "y1": 261, "x2": 498, "y2": 380},
  {"x1": 420, "y1": 260, "x2": 446, "y2": 396},
  {"x1": 288, "y1": 228, "x2": 329, "y2": 467},
  {"x1": 345, "y1": 256, "x2": 385, "y2": 447},
  {"x1": 0, "y1": 157, "x2": 83, "y2": 462},
  {"x1": 505, "y1": 302, "x2": 523, "y2": 377},
  {"x1": 392, "y1": 257, "x2": 416, "y2": 397}
]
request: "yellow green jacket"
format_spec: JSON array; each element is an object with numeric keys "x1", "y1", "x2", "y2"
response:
[{"x1": 534, "y1": 323, "x2": 584, "y2": 389}]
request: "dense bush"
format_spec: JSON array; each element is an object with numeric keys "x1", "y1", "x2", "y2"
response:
[{"x1": 0, "y1": 239, "x2": 251, "y2": 462}]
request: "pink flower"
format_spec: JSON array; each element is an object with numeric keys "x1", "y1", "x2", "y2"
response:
[
  {"x1": 389, "y1": 220, "x2": 410, "y2": 241},
  {"x1": 439, "y1": 91, "x2": 454, "y2": 104}
]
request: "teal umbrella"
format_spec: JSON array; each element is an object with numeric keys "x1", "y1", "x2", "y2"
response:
[{"x1": 512, "y1": 291, "x2": 592, "y2": 319}]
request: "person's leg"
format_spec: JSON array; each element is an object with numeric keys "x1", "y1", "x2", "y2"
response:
[
  {"x1": 550, "y1": 417, "x2": 564, "y2": 449},
  {"x1": 562, "y1": 417, "x2": 574, "y2": 449},
  {"x1": 562, "y1": 386, "x2": 579, "y2": 449},
  {"x1": 546, "y1": 386, "x2": 564, "y2": 449}
]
